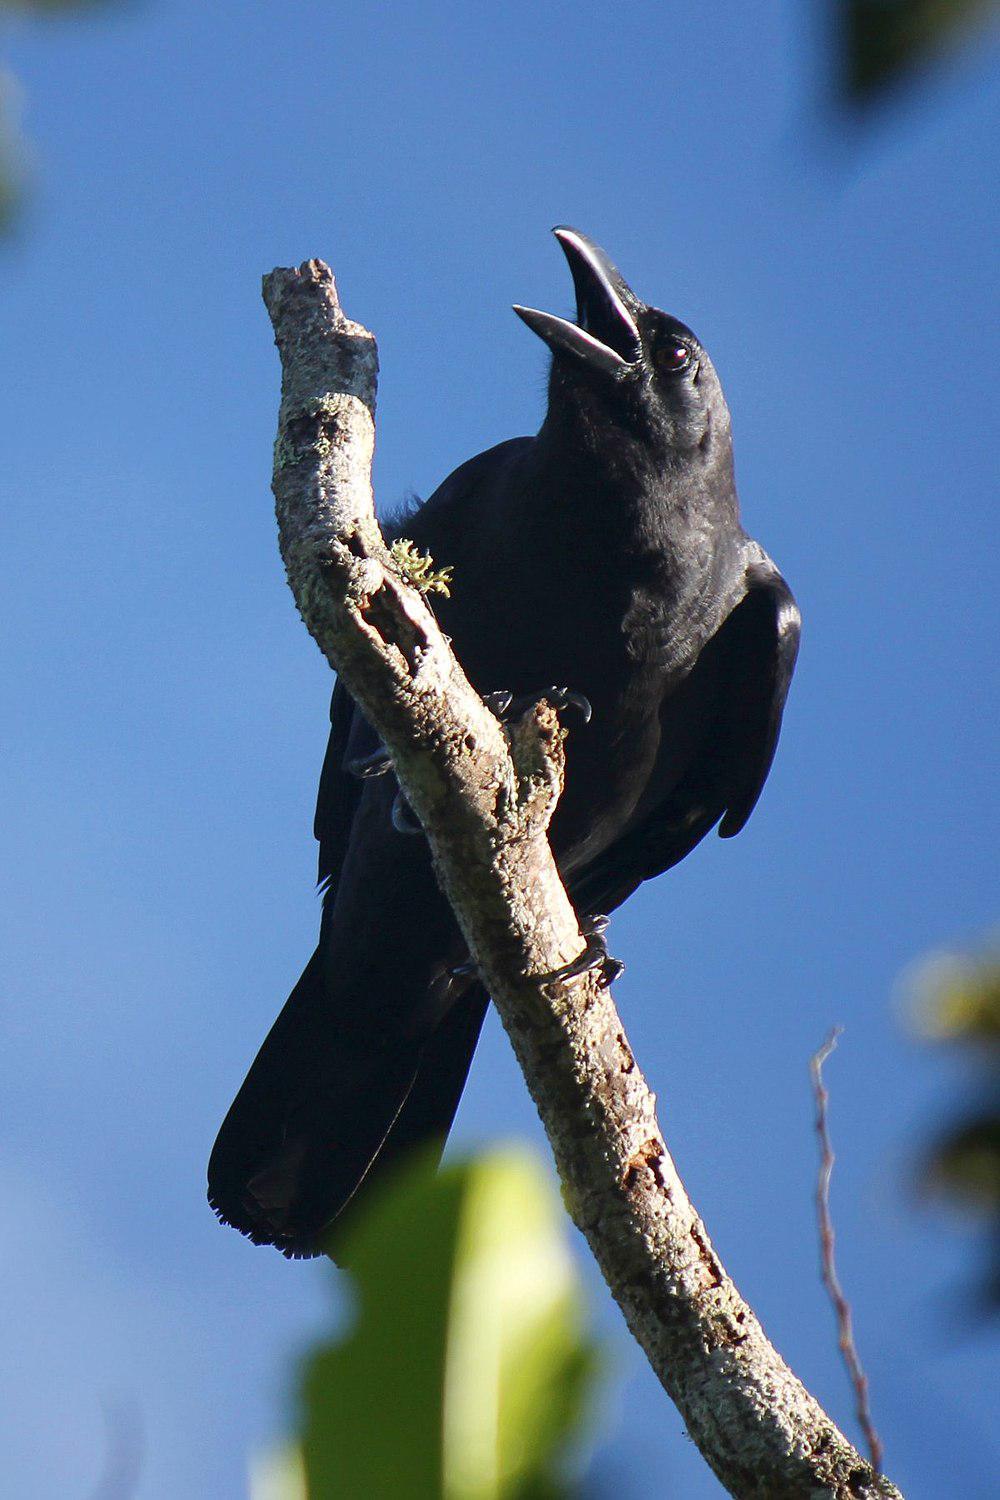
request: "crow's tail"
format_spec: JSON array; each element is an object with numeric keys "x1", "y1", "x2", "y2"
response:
[{"x1": 207, "y1": 951, "x2": 487, "y2": 1257}]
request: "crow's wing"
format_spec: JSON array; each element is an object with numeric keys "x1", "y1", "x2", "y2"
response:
[
  {"x1": 569, "y1": 559, "x2": 800, "y2": 918},
  {"x1": 313, "y1": 437, "x2": 533, "y2": 896},
  {"x1": 401, "y1": 438, "x2": 532, "y2": 541},
  {"x1": 314, "y1": 680, "x2": 365, "y2": 892},
  {"x1": 716, "y1": 558, "x2": 801, "y2": 837}
]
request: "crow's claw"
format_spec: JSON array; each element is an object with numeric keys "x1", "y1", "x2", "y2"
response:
[
  {"x1": 483, "y1": 690, "x2": 514, "y2": 718},
  {"x1": 483, "y1": 686, "x2": 592, "y2": 726},
  {"x1": 391, "y1": 790, "x2": 423, "y2": 835},
  {"x1": 448, "y1": 957, "x2": 479, "y2": 980},
  {"x1": 544, "y1": 686, "x2": 593, "y2": 724},
  {"x1": 546, "y1": 913, "x2": 622, "y2": 988},
  {"x1": 599, "y1": 955, "x2": 626, "y2": 986},
  {"x1": 346, "y1": 745, "x2": 393, "y2": 779}
]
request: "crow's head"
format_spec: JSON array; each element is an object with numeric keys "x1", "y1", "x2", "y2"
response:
[{"x1": 515, "y1": 227, "x2": 731, "y2": 470}]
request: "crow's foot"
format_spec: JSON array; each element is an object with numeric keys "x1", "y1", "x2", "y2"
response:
[
  {"x1": 484, "y1": 686, "x2": 592, "y2": 726},
  {"x1": 346, "y1": 745, "x2": 393, "y2": 779},
  {"x1": 483, "y1": 689, "x2": 515, "y2": 718},
  {"x1": 391, "y1": 790, "x2": 423, "y2": 834},
  {"x1": 546, "y1": 913, "x2": 624, "y2": 988},
  {"x1": 448, "y1": 957, "x2": 479, "y2": 980},
  {"x1": 449, "y1": 914, "x2": 622, "y2": 991},
  {"x1": 544, "y1": 686, "x2": 593, "y2": 724}
]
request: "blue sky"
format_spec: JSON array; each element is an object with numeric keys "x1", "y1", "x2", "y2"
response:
[{"x1": 2, "y1": 2, "x2": 997, "y2": 1495}]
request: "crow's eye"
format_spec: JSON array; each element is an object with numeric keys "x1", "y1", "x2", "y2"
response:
[{"x1": 657, "y1": 342, "x2": 691, "y2": 374}]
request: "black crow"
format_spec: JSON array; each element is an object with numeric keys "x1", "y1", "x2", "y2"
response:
[{"x1": 208, "y1": 228, "x2": 800, "y2": 1256}]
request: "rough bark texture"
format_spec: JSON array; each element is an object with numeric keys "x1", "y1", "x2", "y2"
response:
[{"x1": 261, "y1": 258, "x2": 903, "y2": 1500}]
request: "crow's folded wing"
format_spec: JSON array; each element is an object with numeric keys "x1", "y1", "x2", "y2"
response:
[
  {"x1": 313, "y1": 680, "x2": 366, "y2": 893},
  {"x1": 568, "y1": 560, "x2": 800, "y2": 918},
  {"x1": 313, "y1": 438, "x2": 535, "y2": 895},
  {"x1": 715, "y1": 559, "x2": 801, "y2": 838}
]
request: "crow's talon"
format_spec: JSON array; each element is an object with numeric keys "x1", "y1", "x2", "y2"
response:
[
  {"x1": 448, "y1": 957, "x2": 479, "y2": 980},
  {"x1": 484, "y1": 690, "x2": 514, "y2": 718},
  {"x1": 599, "y1": 955, "x2": 626, "y2": 987},
  {"x1": 483, "y1": 686, "x2": 592, "y2": 726},
  {"x1": 547, "y1": 933, "x2": 609, "y2": 985},
  {"x1": 545, "y1": 686, "x2": 593, "y2": 724},
  {"x1": 546, "y1": 913, "x2": 621, "y2": 987},
  {"x1": 391, "y1": 790, "x2": 423, "y2": 834},
  {"x1": 346, "y1": 746, "x2": 393, "y2": 779}
]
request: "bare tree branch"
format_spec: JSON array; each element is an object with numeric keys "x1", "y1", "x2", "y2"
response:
[
  {"x1": 261, "y1": 257, "x2": 904, "y2": 1500},
  {"x1": 812, "y1": 1027, "x2": 885, "y2": 1476}
]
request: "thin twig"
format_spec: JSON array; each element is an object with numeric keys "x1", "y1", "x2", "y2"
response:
[{"x1": 811, "y1": 1026, "x2": 884, "y2": 1475}]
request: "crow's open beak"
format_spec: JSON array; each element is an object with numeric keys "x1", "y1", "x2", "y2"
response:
[{"x1": 514, "y1": 226, "x2": 642, "y2": 376}]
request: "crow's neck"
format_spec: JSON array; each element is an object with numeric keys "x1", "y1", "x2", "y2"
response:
[{"x1": 533, "y1": 400, "x2": 739, "y2": 548}]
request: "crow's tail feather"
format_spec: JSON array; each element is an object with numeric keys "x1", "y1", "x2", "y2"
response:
[{"x1": 207, "y1": 951, "x2": 487, "y2": 1258}]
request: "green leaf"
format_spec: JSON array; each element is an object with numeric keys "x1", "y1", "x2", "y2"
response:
[
  {"x1": 294, "y1": 1148, "x2": 601, "y2": 1499},
  {"x1": 441, "y1": 1153, "x2": 598, "y2": 1500}
]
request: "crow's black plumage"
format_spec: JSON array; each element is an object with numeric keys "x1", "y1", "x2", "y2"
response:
[{"x1": 208, "y1": 229, "x2": 801, "y2": 1256}]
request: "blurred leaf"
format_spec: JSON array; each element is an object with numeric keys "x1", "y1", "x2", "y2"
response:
[
  {"x1": 907, "y1": 946, "x2": 1000, "y2": 1045},
  {"x1": 925, "y1": 1116, "x2": 1000, "y2": 1210},
  {"x1": 441, "y1": 1155, "x2": 598, "y2": 1500},
  {"x1": 301, "y1": 1156, "x2": 465, "y2": 1498},
  {"x1": 838, "y1": 0, "x2": 996, "y2": 102},
  {"x1": 293, "y1": 1148, "x2": 600, "y2": 1500},
  {"x1": 906, "y1": 940, "x2": 1000, "y2": 1310},
  {"x1": 0, "y1": 70, "x2": 27, "y2": 231},
  {"x1": 250, "y1": 1446, "x2": 307, "y2": 1500},
  {"x1": 0, "y1": 0, "x2": 126, "y2": 233}
]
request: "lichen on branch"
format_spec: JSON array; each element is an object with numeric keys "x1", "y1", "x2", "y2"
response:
[{"x1": 388, "y1": 537, "x2": 453, "y2": 597}]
